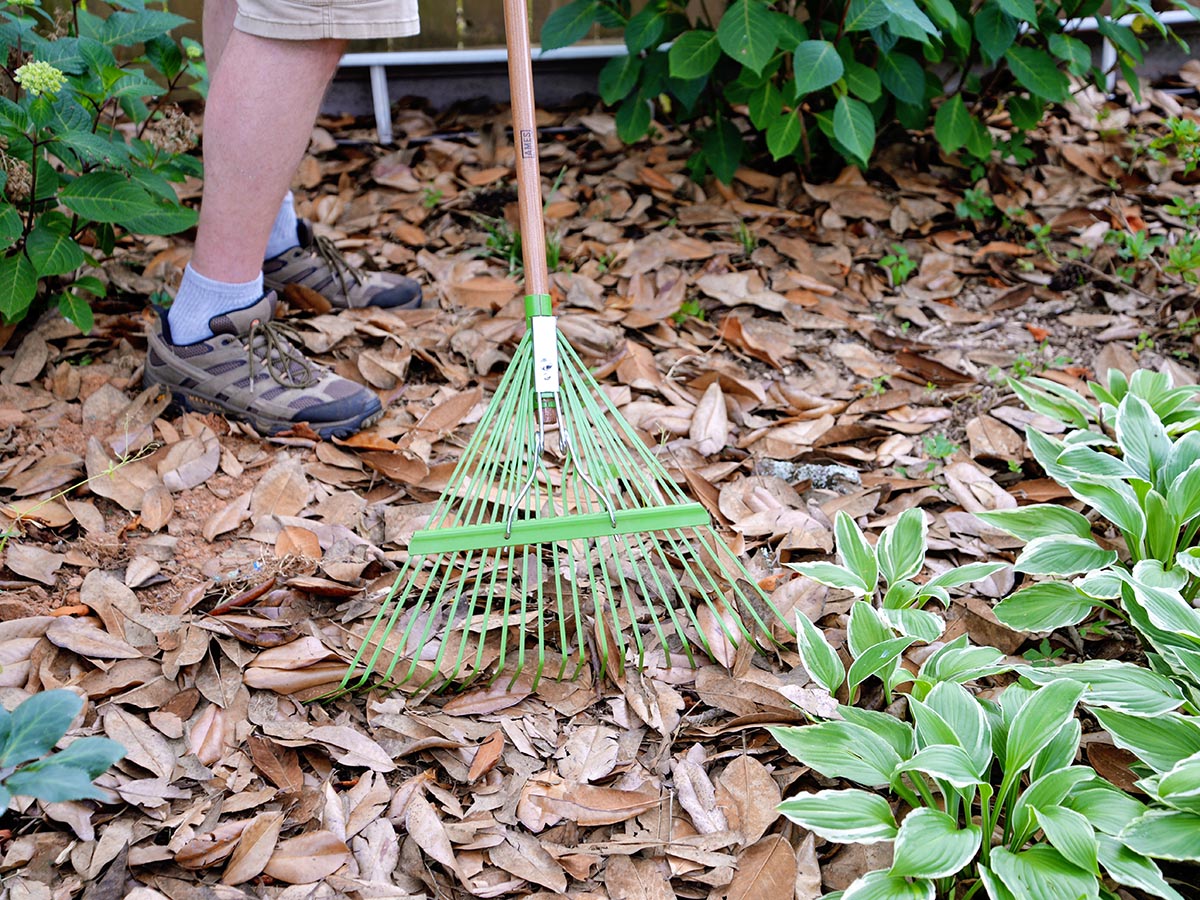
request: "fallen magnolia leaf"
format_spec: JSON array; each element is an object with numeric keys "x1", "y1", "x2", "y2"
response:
[
  {"x1": 221, "y1": 810, "x2": 284, "y2": 885},
  {"x1": 175, "y1": 820, "x2": 249, "y2": 870},
  {"x1": 262, "y1": 830, "x2": 350, "y2": 884},
  {"x1": 715, "y1": 755, "x2": 781, "y2": 845},
  {"x1": 672, "y1": 759, "x2": 727, "y2": 835},
  {"x1": 405, "y1": 794, "x2": 466, "y2": 882},
  {"x1": 690, "y1": 381, "x2": 729, "y2": 457},
  {"x1": 556, "y1": 725, "x2": 618, "y2": 784},
  {"x1": 46, "y1": 616, "x2": 141, "y2": 660},
  {"x1": 3, "y1": 544, "x2": 64, "y2": 586},
  {"x1": 188, "y1": 704, "x2": 230, "y2": 766},
  {"x1": 726, "y1": 835, "x2": 797, "y2": 900},
  {"x1": 489, "y1": 830, "x2": 568, "y2": 894},
  {"x1": 308, "y1": 725, "x2": 396, "y2": 773},
  {"x1": 468, "y1": 729, "x2": 505, "y2": 783},
  {"x1": 202, "y1": 491, "x2": 251, "y2": 542}
]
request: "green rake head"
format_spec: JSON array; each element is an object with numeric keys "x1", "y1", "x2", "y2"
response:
[{"x1": 340, "y1": 299, "x2": 793, "y2": 692}]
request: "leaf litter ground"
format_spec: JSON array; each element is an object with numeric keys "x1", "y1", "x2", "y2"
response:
[{"x1": 0, "y1": 68, "x2": 1198, "y2": 899}]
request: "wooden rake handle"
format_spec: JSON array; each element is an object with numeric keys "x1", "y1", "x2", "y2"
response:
[{"x1": 502, "y1": 0, "x2": 550, "y2": 299}]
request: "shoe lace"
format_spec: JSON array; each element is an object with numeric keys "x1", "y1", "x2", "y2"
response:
[
  {"x1": 246, "y1": 318, "x2": 318, "y2": 389},
  {"x1": 312, "y1": 233, "x2": 365, "y2": 296}
]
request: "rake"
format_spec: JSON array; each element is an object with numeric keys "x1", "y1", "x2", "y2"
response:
[{"x1": 341, "y1": 0, "x2": 792, "y2": 691}]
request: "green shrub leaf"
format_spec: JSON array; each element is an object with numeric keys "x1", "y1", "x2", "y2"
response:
[
  {"x1": 701, "y1": 117, "x2": 743, "y2": 183},
  {"x1": 58, "y1": 291, "x2": 95, "y2": 335},
  {"x1": 777, "y1": 788, "x2": 899, "y2": 843},
  {"x1": 1049, "y1": 32, "x2": 1091, "y2": 75},
  {"x1": 878, "y1": 51, "x2": 925, "y2": 105},
  {"x1": 833, "y1": 96, "x2": 875, "y2": 164},
  {"x1": 889, "y1": 808, "x2": 981, "y2": 879},
  {"x1": 0, "y1": 689, "x2": 82, "y2": 768},
  {"x1": 1005, "y1": 46, "x2": 1071, "y2": 102},
  {"x1": 540, "y1": 0, "x2": 598, "y2": 52},
  {"x1": 844, "y1": 0, "x2": 891, "y2": 33},
  {"x1": 995, "y1": 0, "x2": 1037, "y2": 22},
  {"x1": 845, "y1": 61, "x2": 882, "y2": 102},
  {"x1": 975, "y1": 1, "x2": 1018, "y2": 63},
  {"x1": 766, "y1": 111, "x2": 801, "y2": 160},
  {"x1": 668, "y1": 30, "x2": 721, "y2": 79},
  {"x1": 716, "y1": 0, "x2": 777, "y2": 74},
  {"x1": 0, "y1": 252, "x2": 38, "y2": 324},
  {"x1": 0, "y1": 205, "x2": 21, "y2": 248},
  {"x1": 27, "y1": 220, "x2": 84, "y2": 277},
  {"x1": 934, "y1": 94, "x2": 972, "y2": 153},
  {"x1": 792, "y1": 40, "x2": 843, "y2": 98},
  {"x1": 624, "y1": 5, "x2": 665, "y2": 54},
  {"x1": 3, "y1": 766, "x2": 105, "y2": 803},
  {"x1": 599, "y1": 53, "x2": 642, "y2": 104}
]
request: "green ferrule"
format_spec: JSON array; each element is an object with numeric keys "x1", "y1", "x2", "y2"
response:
[{"x1": 524, "y1": 294, "x2": 553, "y2": 320}]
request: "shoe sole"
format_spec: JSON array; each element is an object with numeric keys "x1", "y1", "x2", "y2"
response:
[{"x1": 146, "y1": 375, "x2": 382, "y2": 441}]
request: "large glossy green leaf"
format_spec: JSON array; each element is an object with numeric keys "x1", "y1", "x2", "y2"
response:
[
  {"x1": 1096, "y1": 834, "x2": 1186, "y2": 900},
  {"x1": 1065, "y1": 477, "x2": 1147, "y2": 544},
  {"x1": 59, "y1": 171, "x2": 156, "y2": 224},
  {"x1": 0, "y1": 205, "x2": 21, "y2": 248},
  {"x1": 766, "y1": 111, "x2": 801, "y2": 160},
  {"x1": 792, "y1": 561, "x2": 869, "y2": 596},
  {"x1": 1034, "y1": 806, "x2": 1099, "y2": 874},
  {"x1": 1005, "y1": 680, "x2": 1086, "y2": 776},
  {"x1": 924, "y1": 681, "x2": 992, "y2": 773},
  {"x1": 770, "y1": 722, "x2": 902, "y2": 787},
  {"x1": 840, "y1": 707, "x2": 916, "y2": 760},
  {"x1": 777, "y1": 788, "x2": 898, "y2": 843},
  {"x1": 1119, "y1": 809, "x2": 1200, "y2": 862},
  {"x1": 1005, "y1": 46, "x2": 1071, "y2": 102},
  {"x1": 879, "y1": 608, "x2": 943, "y2": 643},
  {"x1": 100, "y1": 9, "x2": 188, "y2": 46},
  {"x1": 540, "y1": 0, "x2": 599, "y2": 52},
  {"x1": 792, "y1": 40, "x2": 843, "y2": 98},
  {"x1": 716, "y1": 0, "x2": 777, "y2": 74},
  {"x1": 668, "y1": 30, "x2": 721, "y2": 79},
  {"x1": 0, "y1": 690, "x2": 82, "y2": 767},
  {"x1": 1019, "y1": 660, "x2": 1184, "y2": 717},
  {"x1": 994, "y1": 582, "x2": 1097, "y2": 632},
  {"x1": 27, "y1": 735, "x2": 124, "y2": 779},
  {"x1": 794, "y1": 611, "x2": 844, "y2": 695},
  {"x1": 995, "y1": 0, "x2": 1036, "y2": 21},
  {"x1": 1013, "y1": 535, "x2": 1117, "y2": 576},
  {"x1": 889, "y1": 808, "x2": 980, "y2": 879},
  {"x1": 917, "y1": 638, "x2": 1010, "y2": 691},
  {"x1": 1010, "y1": 766, "x2": 1097, "y2": 846},
  {"x1": 895, "y1": 744, "x2": 983, "y2": 788},
  {"x1": 4, "y1": 766, "x2": 105, "y2": 802},
  {"x1": 991, "y1": 846, "x2": 1100, "y2": 900},
  {"x1": 598, "y1": 53, "x2": 642, "y2": 104},
  {"x1": 623, "y1": 5, "x2": 664, "y2": 54},
  {"x1": 1092, "y1": 709, "x2": 1200, "y2": 774}
]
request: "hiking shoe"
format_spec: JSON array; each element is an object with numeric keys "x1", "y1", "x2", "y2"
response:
[
  {"x1": 145, "y1": 293, "x2": 383, "y2": 440},
  {"x1": 263, "y1": 220, "x2": 422, "y2": 310}
]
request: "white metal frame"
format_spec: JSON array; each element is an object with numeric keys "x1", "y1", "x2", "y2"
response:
[{"x1": 341, "y1": 12, "x2": 1198, "y2": 144}]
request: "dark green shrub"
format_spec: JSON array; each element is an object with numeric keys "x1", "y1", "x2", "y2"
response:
[
  {"x1": 1, "y1": 0, "x2": 204, "y2": 333},
  {"x1": 543, "y1": 0, "x2": 1195, "y2": 181}
]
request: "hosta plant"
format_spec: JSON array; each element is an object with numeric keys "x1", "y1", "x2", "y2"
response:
[
  {"x1": 791, "y1": 507, "x2": 1005, "y2": 660},
  {"x1": 1, "y1": 0, "x2": 203, "y2": 332},
  {"x1": 542, "y1": 0, "x2": 1195, "y2": 180},
  {"x1": 977, "y1": 369, "x2": 1200, "y2": 634},
  {"x1": 0, "y1": 689, "x2": 124, "y2": 805},
  {"x1": 773, "y1": 645, "x2": 1189, "y2": 900}
]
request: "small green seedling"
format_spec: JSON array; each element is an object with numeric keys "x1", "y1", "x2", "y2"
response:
[{"x1": 879, "y1": 244, "x2": 917, "y2": 286}]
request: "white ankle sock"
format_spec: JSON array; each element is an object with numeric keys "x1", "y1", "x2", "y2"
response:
[
  {"x1": 265, "y1": 191, "x2": 300, "y2": 259},
  {"x1": 168, "y1": 263, "x2": 264, "y2": 344}
]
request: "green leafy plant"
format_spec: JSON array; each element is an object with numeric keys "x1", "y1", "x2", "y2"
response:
[
  {"x1": 791, "y1": 509, "x2": 1004, "y2": 671},
  {"x1": 670, "y1": 297, "x2": 705, "y2": 324},
  {"x1": 879, "y1": 243, "x2": 917, "y2": 286},
  {"x1": 0, "y1": 690, "x2": 124, "y2": 805},
  {"x1": 976, "y1": 370, "x2": 1200, "y2": 631},
  {"x1": 473, "y1": 213, "x2": 565, "y2": 276},
  {"x1": 542, "y1": 0, "x2": 1191, "y2": 180},
  {"x1": 1148, "y1": 116, "x2": 1200, "y2": 176},
  {"x1": 1, "y1": 0, "x2": 204, "y2": 332},
  {"x1": 772, "y1": 672, "x2": 1188, "y2": 900},
  {"x1": 924, "y1": 433, "x2": 960, "y2": 463},
  {"x1": 1164, "y1": 233, "x2": 1200, "y2": 285},
  {"x1": 956, "y1": 187, "x2": 998, "y2": 223}
]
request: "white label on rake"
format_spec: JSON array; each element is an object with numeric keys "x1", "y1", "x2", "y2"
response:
[{"x1": 531, "y1": 316, "x2": 560, "y2": 393}]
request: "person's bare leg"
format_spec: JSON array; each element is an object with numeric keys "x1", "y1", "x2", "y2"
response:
[
  {"x1": 201, "y1": 0, "x2": 239, "y2": 76},
  {"x1": 189, "y1": 31, "x2": 344, "y2": 283}
]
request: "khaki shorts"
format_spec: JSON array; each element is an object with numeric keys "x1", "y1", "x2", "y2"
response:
[{"x1": 234, "y1": 0, "x2": 419, "y2": 41}]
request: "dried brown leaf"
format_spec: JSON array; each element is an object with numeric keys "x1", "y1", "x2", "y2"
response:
[
  {"x1": 726, "y1": 835, "x2": 796, "y2": 900},
  {"x1": 264, "y1": 830, "x2": 350, "y2": 888},
  {"x1": 221, "y1": 811, "x2": 284, "y2": 885}
]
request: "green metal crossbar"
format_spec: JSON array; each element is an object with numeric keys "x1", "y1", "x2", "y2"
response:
[{"x1": 408, "y1": 503, "x2": 710, "y2": 554}]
